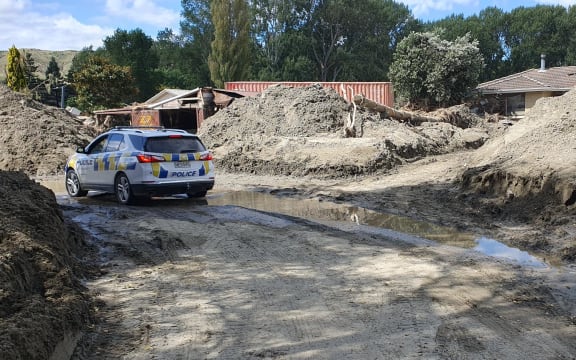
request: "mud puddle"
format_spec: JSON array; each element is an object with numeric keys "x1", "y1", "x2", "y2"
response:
[
  {"x1": 208, "y1": 191, "x2": 549, "y2": 268},
  {"x1": 47, "y1": 174, "x2": 548, "y2": 269}
]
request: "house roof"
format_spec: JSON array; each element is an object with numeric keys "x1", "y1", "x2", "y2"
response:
[{"x1": 476, "y1": 66, "x2": 576, "y2": 94}]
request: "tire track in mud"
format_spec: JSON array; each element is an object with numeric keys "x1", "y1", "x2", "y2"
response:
[
  {"x1": 62, "y1": 197, "x2": 576, "y2": 359},
  {"x1": 199, "y1": 224, "x2": 342, "y2": 358}
]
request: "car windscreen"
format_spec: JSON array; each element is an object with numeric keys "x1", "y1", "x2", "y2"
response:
[{"x1": 143, "y1": 136, "x2": 207, "y2": 154}]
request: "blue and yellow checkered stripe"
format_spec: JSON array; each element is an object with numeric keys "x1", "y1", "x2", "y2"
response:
[
  {"x1": 93, "y1": 152, "x2": 139, "y2": 172},
  {"x1": 83, "y1": 152, "x2": 212, "y2": 179}
]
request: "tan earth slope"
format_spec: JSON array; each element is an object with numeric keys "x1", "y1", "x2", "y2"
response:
[{"x1": 464, "y1": 91, "x2": 576, "y2": 207}]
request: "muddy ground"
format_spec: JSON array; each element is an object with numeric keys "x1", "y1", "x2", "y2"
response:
[{"x1": 0, "y1": 83, "x2": 575, "y2": 359}]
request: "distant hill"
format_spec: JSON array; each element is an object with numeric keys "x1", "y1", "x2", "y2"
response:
[{"x1": 0, "y1": 49, "x2": 77, "y2": 82}]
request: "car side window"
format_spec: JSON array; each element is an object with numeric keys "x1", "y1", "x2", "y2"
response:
[
  {"x1": 129, "y1": 135, "x2": 145, "y2": 151},
  {"x1": 87, "y1": 135, "x2": 108, "y2": 155},
  {"x1": 105, "y1": 134, "x2": 125, "y2": 152}
]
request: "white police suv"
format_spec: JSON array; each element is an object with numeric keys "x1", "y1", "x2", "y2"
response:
[{"x1": 64, "y1": 126, "x2": 215, "y2": 204}]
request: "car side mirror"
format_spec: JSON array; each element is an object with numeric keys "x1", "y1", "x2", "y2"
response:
[{"x1": 76, "y1": 146, "x2": 86, "y2": 154}]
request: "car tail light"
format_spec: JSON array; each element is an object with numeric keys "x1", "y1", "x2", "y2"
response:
[
  {"x1": 200, "y1": 152, "x2": 213, "y2": 161},
  {"x1": 168, "y1": 135, "x2": 182, "y2": 138},
  {"x1": 137, "y1": 154, "x2": 165, "y2": 163}
]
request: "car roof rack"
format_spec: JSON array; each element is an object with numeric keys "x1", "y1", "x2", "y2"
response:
[
  {"x1": 112, "y1": 126, "x2": 165, "y2": 131},
  {"x1": 157, "y1": 128, "x2": 189, "y2": 134},
  {"x1": 110, "y1": 126, "x2": 195, "y2": 135}
]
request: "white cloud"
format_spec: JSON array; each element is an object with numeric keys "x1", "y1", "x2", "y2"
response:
[
  {"x1": 105, "y1": 0, "x2": 179, "y2": 28},
  {"x1": 0, "y1": 0, "x2": 112, "y2": 51},
  {"x1": 537, "y1": 0, "x2": 576, "y2": 6},
  {"x1": 402, "y1": 0, "x2": 576, "y2": 19},
  {"x1": 0, "y1": 0, "x2": 28, "y2": 12},
  {"x1": 0, "y1": 10, "x2": 110, "y2": 50},
  {"x1": 0, "y1": 0, "x2": 180, "y2": 50}
]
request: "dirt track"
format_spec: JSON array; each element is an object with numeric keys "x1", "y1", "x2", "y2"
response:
[{"x1": 59, "y1": 176, "x2": 576, "y2": 359}]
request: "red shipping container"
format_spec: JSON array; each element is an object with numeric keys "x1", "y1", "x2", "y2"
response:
[{"x1": 225, "y1": 81, "x2": 394, "y2": 107}]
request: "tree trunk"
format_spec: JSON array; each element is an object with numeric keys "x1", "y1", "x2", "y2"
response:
[{"x1": 353, "y1": 94, "x2": 441, "y2": 125}]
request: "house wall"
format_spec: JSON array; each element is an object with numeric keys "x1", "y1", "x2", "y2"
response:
[{"x1": 526, "y1": 91, "x2": 553, "y2": 111}]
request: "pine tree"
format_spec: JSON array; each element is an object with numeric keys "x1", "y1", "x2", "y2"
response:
[
  {"x1": 208, "y1": 0, "x2": 251, "y2": 88},
  {"x1": 21, "y1": 51, "x2": 45, "y2": 101},
  {"x1": 5, "y1": 46, "x2": 27, "y2": 92},
  {"x1": 45, "y1": 56, "x2": 62, "y2": 79},
  {"x1": 22, "y1": 52, "x2": 39, "y2": 85}
]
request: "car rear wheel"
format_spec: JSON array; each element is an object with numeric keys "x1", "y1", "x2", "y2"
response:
[
  {"x1": 187, "y1": 190, "x2": 207, "y2": 198},
  {"x1": 115, "y1": 173, "x2": 136, "y2": 205},
  {"x1": 65, "y1": 169, "x2": 88, "y2": 197}
]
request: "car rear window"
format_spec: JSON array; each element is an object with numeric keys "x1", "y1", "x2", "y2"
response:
[{"x1": 144, "y1": 136, "x2": 207, "y2": 154}]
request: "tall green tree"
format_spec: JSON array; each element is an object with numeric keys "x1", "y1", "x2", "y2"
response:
[
  {"x1": 504, "y1": 5, "x2": 568, "y2": 73},
  {"x1": 22, "y1": 52, "x2": 38, "y2": 84},
  {"x1": 154, "y1": 28, "x2": 211, "y2": 89},
  {"x1": 21, "y1": 51, "x2": 43, "y2": 95},
  {"x1": 45, "y1": 56, "x2": 62, "y2": 79},
  {"x1": 208, "y1": 0, "x2": 251, "y2": 88},
  {"x1": 67, "y1": 46, "x2": 104, "y2": 82},
  {"x1": 389, "y1": 31, "x2": 483, "y2": 108},
  {"x1": 338, "y1": 0, "x2": 419, "y2": 81},
  {"x1": 251, "y1": 0, "x2": 305, "y2": 79},
  {"x1": 20, "y1": 51, "x2": 51, "y2": 102},
  {"x1": 5, "y1": 46, "x2": 27, "y2": 92},
  {"x1": 177, "y1": 0, "x2": 216, "y2": 87},
  {"x1": 428, "y1": 11, "x2": 507, "y2": 81},
  {"x1": 180, "y1": 0, "x2": 213, "y2": 64},
  {"x1": 472, "y1": 7, "x2": 508, "y2": 80},
  {"x1": 304, "y1": 0, "x2": 417, "y2": 81},
  {"x1": 562, "y1": 6, "x2": 576, "y2": 65},
  {"x1": 71, "y1": 55, "x2": 136, "y2": 112},
  {"x1": 103, "y1": 28, "x2": 159, "y2": 101},
  {"x1": 307, "y1": 0, "x2": 355, "y2": 81}
]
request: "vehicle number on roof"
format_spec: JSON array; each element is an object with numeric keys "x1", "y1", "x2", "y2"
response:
[{"x1": 174, "y1": 161, "x2": 191, "y2": 168}]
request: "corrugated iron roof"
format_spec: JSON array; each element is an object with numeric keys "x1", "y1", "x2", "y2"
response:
[
  {"x1": 144, "y1": 88, "x2": 199, "y2": 105},
  {"x1": 477, "y1": 66, "x2": 576, "y2": 94}
]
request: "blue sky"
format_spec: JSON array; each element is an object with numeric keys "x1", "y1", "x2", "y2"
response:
[{"x1": 1, "y1": 0, "x2": 575, "y2": 51}]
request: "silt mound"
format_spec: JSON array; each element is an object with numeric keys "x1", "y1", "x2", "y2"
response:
[
  {"x1": 463, "y1": 89, "x2": 576, "y2": 207},
  {"x1": 0, "y1": 171, "x2": 93, "y2": 359},
  {"x1": 0, "y1": 84, "x2": 96, "y2": 177},
  {"x1": 199, "y1": 85, "x2": 489, "y2": 178}
]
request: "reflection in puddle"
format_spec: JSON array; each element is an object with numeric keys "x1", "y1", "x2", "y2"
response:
[
  {"x1": 208, "y1": 191, "x2": 475, "y2": 244},
  {"x1": 44, "y1": 177, "x2": 549, "y2": 268},
  {"x1": 208, "y1": 191, "x2": 548, "y2": 268},
  {"x1": 474, "y1": 237, "x2": 547, "y2": 268}
]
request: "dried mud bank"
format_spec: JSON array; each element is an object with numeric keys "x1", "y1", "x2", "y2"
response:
[
  {"x1": 456, "y1": 91, "x2": 576, "y2": 261},
  {"x1": 0, "y1": 171, "x2": 93, "y2": 360}
]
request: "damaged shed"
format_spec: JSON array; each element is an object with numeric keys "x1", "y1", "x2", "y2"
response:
[{"x1": 93, "y1": 87, "x2": 245, "y2": 133}]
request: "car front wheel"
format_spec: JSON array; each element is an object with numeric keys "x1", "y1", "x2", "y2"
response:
[
  {"x1": 115, "y1": 173, "x2": 136, "y2": 205},
  {"x1": 65, "y1": 169, "x2": 88, "y2": 197}
]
